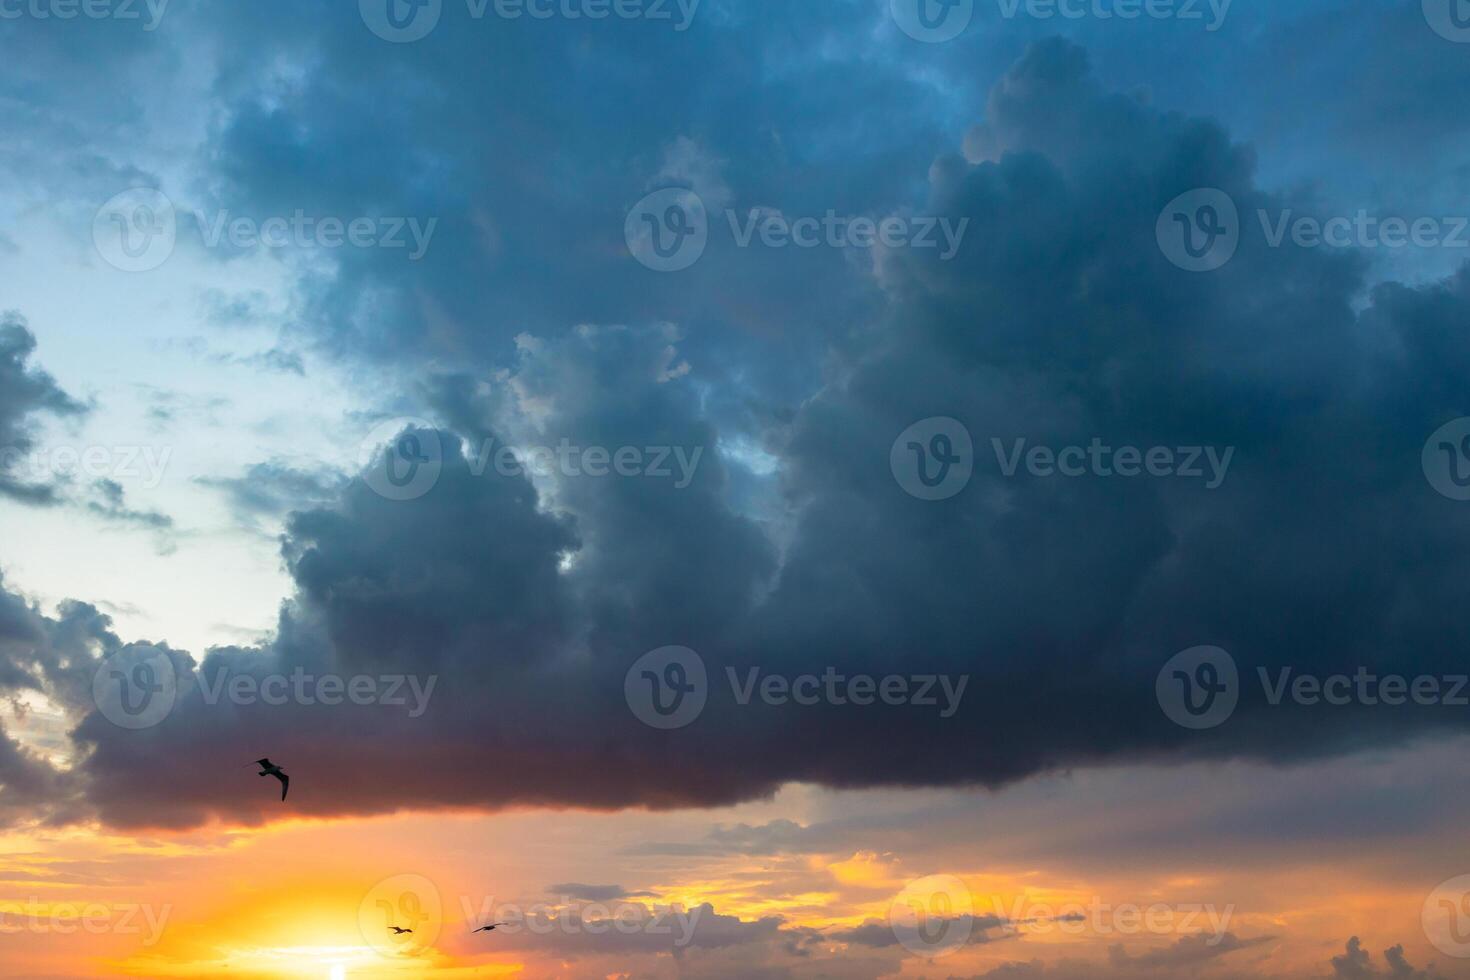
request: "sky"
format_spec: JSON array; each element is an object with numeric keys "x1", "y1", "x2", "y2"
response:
[{"x1": 3, "y1": 0, "x2": 1470, "y2": 977}]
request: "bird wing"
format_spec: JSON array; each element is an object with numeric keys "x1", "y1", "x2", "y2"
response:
[
  {"x1": 274, "y1": 772, "x2": 289, "y2": 800},
  {"x1": 256, "y1": 758, "x2": 272, "y2": 767}
]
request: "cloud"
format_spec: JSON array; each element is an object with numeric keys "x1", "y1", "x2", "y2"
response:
[
  {"x1": 196, "y1": 461, "x2": 346, "y2": 529},
  {"x1": 1331, "y1": 937, "x2": 1435, "y2": 979},
  {"x1": 546, "y1": 883, "x2": 658, "y2": 902},
  {"x1": 85, "y1": 479, "x2": 173, "y2": 531},
  {"x1": 0, "y1": 312, "x2": 88, "y2": 506},
  {"x1": 3, "y1": 39, "x2": 1470, "y2": 835}
]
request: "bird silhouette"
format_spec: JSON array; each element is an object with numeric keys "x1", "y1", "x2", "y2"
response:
[
  {"x1": 252, "y1": 759, "x2": 289, "y2": 801},
  {"x1": 473, "y1": 923, "x2": 510, "y2": 933},
  {"x1": 389, "y1": 926, "x2": 413, "y2": 935}
]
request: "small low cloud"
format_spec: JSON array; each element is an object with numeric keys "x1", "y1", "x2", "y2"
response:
[{"x1": 547, "y1": 883, "x2": 658, "y2": 901}]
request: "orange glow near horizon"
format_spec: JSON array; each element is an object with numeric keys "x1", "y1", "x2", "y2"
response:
[{"x1": 0, "y1": 776, "x2": 1458, "y2": 980}]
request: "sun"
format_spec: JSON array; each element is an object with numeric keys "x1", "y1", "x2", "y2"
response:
[{"x1": 328, "y1": 967, "x2": 346, "y2": 980}]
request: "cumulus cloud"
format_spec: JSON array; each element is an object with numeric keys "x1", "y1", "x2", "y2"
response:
[{"x1": 2, "y1": 36, "x2": 1470, "y2": 837}]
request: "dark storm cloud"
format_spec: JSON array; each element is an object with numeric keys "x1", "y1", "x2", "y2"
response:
[{"x1": 5, "y1": 14, "x2": 1470, "y2": 831}]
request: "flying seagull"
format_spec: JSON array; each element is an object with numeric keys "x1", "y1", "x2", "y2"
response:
[
  {"x1": 252, "y1": 759, "x2": 289, "y2": 801},
  {"x1": 473, "y1": 923, "x2": 510, "y2": 933},
  {"x1": 389, "y1": 927, "x2": 413, "y2": 935}
]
